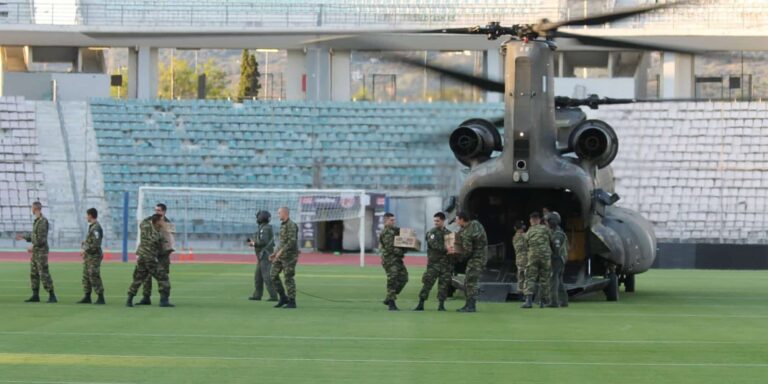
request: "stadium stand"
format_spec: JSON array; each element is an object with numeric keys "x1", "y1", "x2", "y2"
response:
[
  {"x1": 0, "y1": 96, "x2": 46, "y2": 234},
  {"x1": 89, "y1": 99, "x2": 502, "y2": 235},
  {"x1": 591, "y1": 102, "x2": 768, "y2": 244}
]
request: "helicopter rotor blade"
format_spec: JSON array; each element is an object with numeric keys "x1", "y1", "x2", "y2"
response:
[
  {"x1": 538, "y1": 2, "x2": 679, "y2": 31},
  {"x1": 553, "y1": 30, "x2": 697, "y2": 54},
  {"x1": 392, "y1": 54, "x2": 505, "y2": 93}
]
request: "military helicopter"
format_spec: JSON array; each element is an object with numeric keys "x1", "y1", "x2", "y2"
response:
[
  {"x1": 402, "y1": 3, "x2": 697, "y2": 302},
  {"x1": 305, "y1": 1, "x2": 697, "y2": 301}
]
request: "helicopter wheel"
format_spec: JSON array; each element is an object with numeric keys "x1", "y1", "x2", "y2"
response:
[
  {"x1": 604, "y1": 273, "x2": 619, "y2": 302},
  {"x1": 623, "y1": 274, "x2": 636, "y2": 293}
]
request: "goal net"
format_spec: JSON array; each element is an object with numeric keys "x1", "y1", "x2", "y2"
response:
[{"x1": 137, "y1": 187, "x2": 368, "y2": 266}]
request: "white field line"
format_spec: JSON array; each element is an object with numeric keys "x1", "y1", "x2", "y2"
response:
[{"x1": 0, "y1": 331, "x2": 765, "y2": 345}]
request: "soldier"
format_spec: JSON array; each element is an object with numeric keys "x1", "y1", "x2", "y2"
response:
[
  {"x1": 414, "y1": 212, "x2": 452, "y2": 312},
  {"x1": 248, "y1": 210, "x2": 277, "y2": 301},
  {"x1": 546, "y1": 211, "x2": 569, "y2": 308},
  {"x1": 512, "y1": 220, "x2": 528, "y2": 299},
  {"x1": 15, "y1": 201, "x2": 56, "y2": 303},
  {"x1": 378, "y1": 212, "x2": 408, "y2": 311},
  {"x1": 77, "y1": 208, "x2": 105, "y2": 305},
  {"x1": 136, "y1": 203, "x2": 175, "y2": 306},
  {"x1": 127, "y1": 214, "x2": 173, "y2": 307},
  {"x1": 451, "y1": 212, "x2": 488, "y2": 313},
  {"x1": 269, "y1": 207, "x2": 299, "y2": 309},
  {"x1": 521, "y1": 211, "x2": 553, "y2": 309}
]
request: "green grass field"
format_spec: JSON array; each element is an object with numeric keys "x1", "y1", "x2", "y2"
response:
[{"x1": 1, "y1": 262, "x2": 768, "y2": 384}]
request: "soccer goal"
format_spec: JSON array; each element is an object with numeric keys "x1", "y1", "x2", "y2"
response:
[{"x1": 137, "y1": 187, "x2": 368, "y2": 266}]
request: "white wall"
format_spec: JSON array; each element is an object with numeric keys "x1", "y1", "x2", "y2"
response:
[
  {"x1": 1, "y1": 72, "x2": 109, "y2": 100},
  {"x1": 555, "y1": 77, "x2": 635, "y2": 99}
]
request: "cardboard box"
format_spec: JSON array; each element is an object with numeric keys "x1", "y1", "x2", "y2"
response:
[
  {"x1": 394, "y1": 235, "x2": 421, "y2": 250},
  {"x1": 444, "y1": 232, "x2": 463, "y2": 255},
  {"x1": 399, "y1": 228, "x2": 416, "y2": 237}
]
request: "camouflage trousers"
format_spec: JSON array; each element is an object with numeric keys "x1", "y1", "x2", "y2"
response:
[
  {"x1": 516, "y1": 262, "x2": 526, "y2": 293},
  {"x1": 254, "y1": 256, "x2": 276, "y2": 300},
  {"x1": 418, "y1": 259, "x2": 452, "y2": 301},
  {"x1": 128, "y1": 257, "x2": 171, "y2": 297},
  {"x1": 524, "y1": 254, "x2": 551, "y2": 299},
  {"x1": 271, "y1": 254, "x2": 298, "y2": 300},
  {"x1": 464, "y1": 255, "x2": 486, "y2": 301},
  {"x1": 82, "y1": 254, "x2": 104, "y2": 295},
  {"x1": 30, "y1": 250, "x2": 54, "y2": 293},
  {"x1": 549, "y1": 257, "x2": 568, "y2": 306},
  {"x1": 382, "y1": 256, "x2": 408, "y2": 302},
  {"x1": 140, "y1": 254, "x2": 171, "y2": 297}
]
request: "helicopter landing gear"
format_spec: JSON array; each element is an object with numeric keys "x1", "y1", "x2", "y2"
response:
[
  {"x1": 604, "y1": 270, "x2": 619, "y2": 302},
  {"x1": 621, "y1": 274, "x2": 635, "y2": 293}
]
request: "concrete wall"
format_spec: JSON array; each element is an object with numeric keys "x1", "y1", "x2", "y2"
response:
[
  {"x1": 554, "y1": 77, "x2": 635, "y2": 99},
  {"x1": 1, "y1": 72, "x2": 109, "y2": 100}
]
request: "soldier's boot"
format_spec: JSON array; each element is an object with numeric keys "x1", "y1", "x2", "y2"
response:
[
  {"x1": 47, "y1": 291, "x2": 57, "y2": 303},
  {"x1": 413, "y1": 299, "x2": 425, "y2": 311},
  {"x1": 94, "y1": 294, "x2": 106, "y2": 305},
  {"x1": 248, "y1": 296, "x2": 262, "y2": 301},
  {"x1": 388, "y1": 300, "x2": 399, "y2": 311},
  {"x1": 521, "y1": 295, "x2": 533, "y2": 309},
  {"x1": 267, "y1": 297, "x2": 278, "y2": 302},
  {"x1": 437, "y1": 300, "x2": 446, "y2": 312},
  {"x1": 539, "y1": 298, "x2": 548, "y2": 309},
  {"x1": 159, "y1": 295, "x2": 175, "y2": 308},
  {"x1": 76, "y1": 293, "x2": 92, "y2": 304},
  {"x1": 283, "y1": 299, "x2": 297, "y2": 309},
  {"x1": 25, "y1": 290, "x2": 40, "y2": 303},
  {"x1": 382, "y1": 298, "x2": 391, "y2": 306},
  {"x1": 546, "y1": 298, "x2": 559, "y2": 308},
  {"x1": 274, "y1": 290, "x2": 288, "y2": 308},
  {"x1": 126, "y1": 294, "x2": 135, "y2": 307},
  {"x1": 457, "y1": 299, "x2": 476, "y2": 313},
  {"x1": 135, "y1": 295, "x2": 152, "y2": 306},
  {"x1": 456, "y1": 301, "x2": 468, "y2": 312}
]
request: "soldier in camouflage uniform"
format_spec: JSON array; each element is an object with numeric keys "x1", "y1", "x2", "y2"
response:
[
  {"x1": 512, "y1": 220, "x2": 528, "y2": 298},
  {"x1": 453, "y1": 212, "x2": 488, "y2": 313},
  {"x1": 378, "y1": 212, "x2": 408, "y2": 311},
  {"x1": 546, "y1": 212, "x2": 569, "y2": 308},
  {"x1": 77, "y1": 208, "x2": 105, "y2": 305},
  {"x1": 248, "y1": 210, "x2": 277, "y2": 301},
  {"x1": 270, "y1": 207, "x2": 300, "y2": 309},
  {"x1": 414, "y1": 212, "x2": 452, "y2": 312},
  {"x1": 127, "y1": 214, "x2": 173, "y2": 307},
  {"x1": 16, "y1": 201, "x2": 56, "y2": 303},
  {"x1": 136, "y1": 203, "x2": 175, "y2": 306},
  {"x1": 522, "y1": 211, "x2": 553, "y2": 309}
]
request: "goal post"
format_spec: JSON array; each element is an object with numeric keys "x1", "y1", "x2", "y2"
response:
[{"x1": 137, "y1": 187, "x2": 368, "y2": 266}]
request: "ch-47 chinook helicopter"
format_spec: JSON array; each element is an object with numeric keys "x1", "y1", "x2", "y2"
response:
[{"x1": 383, "y1": 2, "x2": 699, "y2": 302}]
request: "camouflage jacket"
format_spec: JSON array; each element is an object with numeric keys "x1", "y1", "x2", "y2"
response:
[
  {"x1": 82, "y1": 221, "x2": 104, "y2": 258},
  {"x1": 277, "y1": 219, "x2": 299, "y2": 260},
  {"x1": 458, "y1": 220, "x2": 488, "y2": 261},
  {"x1": 513, "y1": 231, "x2": 527, "y2": 267},
  {"x1": 525, "y1": 224, "x2": 552, "y2": 260},
  {"x1": 253, "y1": 222, "x2": 275, "y2": 260},
  {"x1": 378, "y1": 226, "x2": 404, "y2": 260},
  {"x1": 24, "y1": 215, "x2": 49, "y2": 251},
  {"x1": 136, "y1": 218, "x2": 163, "y2": 261},
  {"x1": 145, "y1": 215, "x2": 174, "y2": 256},
  {"x1": 550, "y1": 226, "x2": 569, "y2": 263},
  {"x1": 425, "y1": 227, "x2": 451, "y2": 263}
]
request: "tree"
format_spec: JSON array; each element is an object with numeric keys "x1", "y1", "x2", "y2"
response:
[
  {"x1": 237, "y1": 49, "x2": 261, "y2": 101},
  {"x1": 158, "y1": 56, "x2": 231, "y2": 99},
  {"x1": 158, "y1": 57, "x2": 196, "y2": 99},
  {"x1": 201, "y1": 58, "x2": 231, "y2": 99}
]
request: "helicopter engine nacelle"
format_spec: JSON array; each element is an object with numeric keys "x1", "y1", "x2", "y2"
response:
[
  {"x1": 449, "y1": 118, "x2": 502, "y2": 167},
  {"x1": 569, "y1": 119, "x2": 619, "y2": 169}
]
